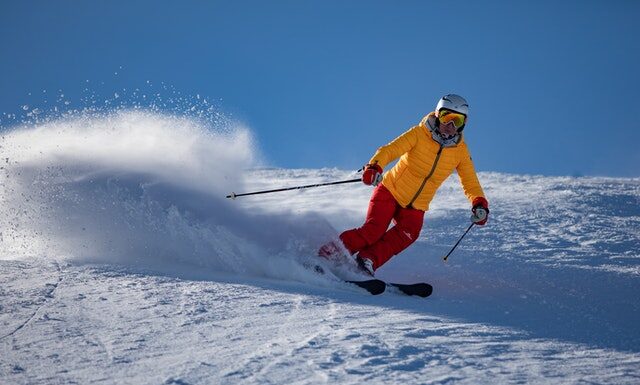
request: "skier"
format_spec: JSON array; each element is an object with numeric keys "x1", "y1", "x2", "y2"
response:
[{"x1": 319, "y1": 94, "x2": 489, "y2": 275}]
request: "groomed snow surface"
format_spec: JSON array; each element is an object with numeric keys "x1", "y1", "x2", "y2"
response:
[{"x1": 1, "y1": 111, "x2": 639, "y2": 384}]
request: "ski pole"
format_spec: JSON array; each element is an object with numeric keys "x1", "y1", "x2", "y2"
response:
[
  {"x1": 442, "y1": 223, "x2": 475, "y2": 262},
  {"x1": 226, "y1": 178, "x2": 360, "y2": 199}
]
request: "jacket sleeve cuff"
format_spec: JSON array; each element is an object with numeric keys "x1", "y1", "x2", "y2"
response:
[{"x1": 472, "y1": 196, "x2": 489, "y2": 209}]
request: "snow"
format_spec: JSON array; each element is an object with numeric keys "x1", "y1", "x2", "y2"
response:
[{"x1": 1, "y1": 110, "x2": 639, "y2": 384}]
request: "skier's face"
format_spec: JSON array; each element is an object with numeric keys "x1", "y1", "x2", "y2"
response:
[
  {"x1": 438, "y1": 119, "x2": 458, "y2": 138},
  {"x1": 437, "y1": 109, "x2": 466, "y2": 138}
]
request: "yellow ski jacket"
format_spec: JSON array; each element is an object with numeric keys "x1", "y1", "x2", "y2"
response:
[{"x1": 369, "y1": 112, "x2": 486, "y2": 211}]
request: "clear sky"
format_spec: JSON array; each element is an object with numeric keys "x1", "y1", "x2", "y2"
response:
[{"x1": 1, "y1": 1, "x2": 639, "y2": 177}]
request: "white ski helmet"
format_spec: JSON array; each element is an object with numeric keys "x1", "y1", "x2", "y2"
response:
[{"x1": 436, "y1": 94, "x2": 469, "y2": 116}]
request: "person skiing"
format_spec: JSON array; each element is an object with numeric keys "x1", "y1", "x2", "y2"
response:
[{"x1": 319, "y1": 94, "x2": 489, "y2": 275}]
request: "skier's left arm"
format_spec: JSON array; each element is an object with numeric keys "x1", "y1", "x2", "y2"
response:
[{"x1": 457, "y1": 147, "x2": 489, "y2": 225}]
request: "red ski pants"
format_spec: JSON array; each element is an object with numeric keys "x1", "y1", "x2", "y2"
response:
[{"x1": 339, "y1": 184, "x2": 424, "y2": 270}]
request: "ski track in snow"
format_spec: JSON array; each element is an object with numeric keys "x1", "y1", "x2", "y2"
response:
[
  {"x1": 0, "y1": 260, "x2": 62, "y2": 341},
  {"x1": 1, "y1": 112, "x2": 640, "y2": 384}
]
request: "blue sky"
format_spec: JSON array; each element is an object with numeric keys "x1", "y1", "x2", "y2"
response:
[{"x1": 1, "y1": 1, "x2": 639, "y2": 177}]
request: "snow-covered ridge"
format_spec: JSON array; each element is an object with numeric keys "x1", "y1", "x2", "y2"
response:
[{"x1": 2, "y1": 110, "x2": 637, "y2": 278}]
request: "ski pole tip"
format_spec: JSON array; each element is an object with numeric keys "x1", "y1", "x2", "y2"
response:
[{"x1": 226, "y1": 192, "x2": 237, "y2": 199}]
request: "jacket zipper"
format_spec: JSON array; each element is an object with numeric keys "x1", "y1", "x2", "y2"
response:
[{"x1": 407, "y1": 144, "x2": 444, "y2": 208}]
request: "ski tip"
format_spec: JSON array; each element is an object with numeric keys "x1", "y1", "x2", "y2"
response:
[{"x1": 416, "y1": 283, "x2": 433, "y2": 298}]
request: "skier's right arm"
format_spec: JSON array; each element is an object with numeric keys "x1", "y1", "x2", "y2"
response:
[{"x1": 367, "y1": 126, "x2": 420, "y2": 169}]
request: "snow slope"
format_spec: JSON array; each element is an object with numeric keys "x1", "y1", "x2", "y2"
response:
[{"x1": 1, "y1": 111, "x2": 639, "y2": 384}]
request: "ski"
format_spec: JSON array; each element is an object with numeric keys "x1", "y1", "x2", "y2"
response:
[
  {"x1": 304, "y1": 261, "x2": 432, "y2": 297},
  {"x1": 346, "y1": 279, "x2": 386, "y2": 295},
  {"x1": 303, "y1": 262, "x2": 385, "y2": 295},
  {"x1": 346, "y1": 280, "x2": 432, "y2": 297},
  {"x1": 388, "y1": 282, "x2": 433, "y2": 298}
]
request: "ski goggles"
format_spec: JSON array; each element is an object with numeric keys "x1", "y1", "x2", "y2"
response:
[{"x1": 438, "y1": 109, "x2": 466, "y2": 129}]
